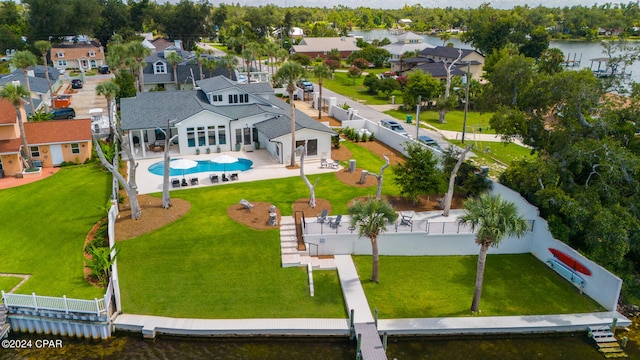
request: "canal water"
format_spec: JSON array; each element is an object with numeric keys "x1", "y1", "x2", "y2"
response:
[{"x1": 2, "y1": 330, "x2": 638, "y2": 359}]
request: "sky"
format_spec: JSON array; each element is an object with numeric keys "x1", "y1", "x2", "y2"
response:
[{"x1": 158, "y1": 0, "x2": 608, "y2": 9}]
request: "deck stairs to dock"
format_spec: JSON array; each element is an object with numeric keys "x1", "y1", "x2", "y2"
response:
[
  {"x1": 280, "y1": 216, "x2": 336, "y2": 270},
  {"x1": 588, "y1": 326, "x2": 628, "y2": 358},
  {"x1": 0, "y1": 304, "x2": 10, "y2": 339}
]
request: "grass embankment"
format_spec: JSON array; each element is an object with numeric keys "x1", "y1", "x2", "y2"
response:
[
  {"x1": 354, "y1": 254, "x2": 603, "y2": 318},
  {"x1": 0, "y1": 165, "x2": 110, "y2": 299}
]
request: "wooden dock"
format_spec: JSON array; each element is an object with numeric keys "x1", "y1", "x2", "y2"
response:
[{"x1": 588, "y1": 326, "x2": 628, "y2": 358}]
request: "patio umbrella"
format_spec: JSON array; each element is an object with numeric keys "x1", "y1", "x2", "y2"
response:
[
  {"x1": 170, "y1": 158, "x2": 198, "y2": 179},
  {"x1": 212, "y1": 154, "x2": 239, "y2": 176}
]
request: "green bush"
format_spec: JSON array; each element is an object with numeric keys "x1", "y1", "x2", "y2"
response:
[{"x1": 368, "y1": 133, "x2": 375, "y2": 142}]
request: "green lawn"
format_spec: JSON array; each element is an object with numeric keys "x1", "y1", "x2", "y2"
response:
[
  {"x1": 0, "y1": 165, "x2": 110, "y2": 299},
  {"x1": 386, "y1": 108, "x2": 496, "y2": 134},
  {"x1": 309, "y1": 71, "x2": 402, "y2": 105},
  {"x1": 354, "y1": 254, "x2": 603, "y2": 318},
  {"x1": 0, "y1": 276, "x2": 24, "y2": 295}
]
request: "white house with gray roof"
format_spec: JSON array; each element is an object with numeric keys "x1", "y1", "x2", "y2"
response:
[
  {"x1": 382, "y1": 32, "x2": 434, "y2": 61},
  {"x1": 120, "y1": 75, "x2": 336, "y2": 163}
]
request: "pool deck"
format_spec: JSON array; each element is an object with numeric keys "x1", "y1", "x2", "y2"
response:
[{"x1": 133, "y1": 149, "x2": 339, "y2": 195}]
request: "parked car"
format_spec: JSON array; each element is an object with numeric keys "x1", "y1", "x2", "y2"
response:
[
  {"x1": 71, "y1": 79, "x2": 83, "y2": 89},
  {"x1": 380, "y1": 119, "x2": 408, "y2": 136},
  {"x1": 50, "y1": 107, "x2": 76, "y2": 120},
  {"x1": 418, "y1": 135, "x2": 444, "y2": 152},
  {"x1": 98, "y1": 65, "x2": 110, "y2": 74},
  {"x1": 297, "y1": 79, "x2": 314, "y2": 92}
]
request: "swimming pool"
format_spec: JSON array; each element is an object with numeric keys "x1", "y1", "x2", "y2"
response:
[{"x1": 148, "y1": 158, "x2": 253, "y2": 177}]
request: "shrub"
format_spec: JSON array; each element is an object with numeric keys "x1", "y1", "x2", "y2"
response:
[
  {"x1": 332, "y1": 135, "x2": 341, "y2": 149},
  {"x1": 368, "y1": 133, "x2": 375, "y2": 142}
]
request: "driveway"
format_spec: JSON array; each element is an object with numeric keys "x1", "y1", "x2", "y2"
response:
[{"x1": 61, "y1": 74, "x2": 113, "y2": 119}]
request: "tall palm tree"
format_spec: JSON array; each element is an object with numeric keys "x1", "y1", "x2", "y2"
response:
[
  {"x1": 347, "y1": 197, "x2": 398, "y2": 283},
  {"x1": 165, "y1": 51, "x2": 183, "y2": 90},
  {"x1": 34, "y1": 40, "x2": 54, "y2": 109},
  {"x1": 264, "y1": 42, "x2": 279, "y2": 75},
  {"x1": 222, "y1": 53, "x2": 239, "y2": 79},
  {"x1": 459, "y1": 193, "x2": 529, "y2": 313},
  {"x1": 194, "y1": 47, "x2": 205, "y2": 80},
  {"x1": 312, "y1": 63, "x2": 331, "y2": 119},
  {"x1": 10, "y1": 50, "x2": 38, "y2": 116},
  {"x1": 126, "y1": 42, "x2": 151, "y2": 93},
  {"x1": 95, "y1": 81, "x2": 120, "y2": 131},
  {"x1": 0, "y1": 83, "x2": 33, "y2": 168},
  {"x1": 275, "y1": 61, "x2": 305, "y2": 167},
  {"x1": 242, "y1": 46, "x2": 255, "y2": 82}
]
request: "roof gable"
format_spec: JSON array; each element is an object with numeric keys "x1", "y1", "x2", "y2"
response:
[
  {"x1": 0, "y1": 99, "x2": 16, "y2": 125},
  {"x1": 293, "y1": 37, "x2": 360, "y2": 53}
]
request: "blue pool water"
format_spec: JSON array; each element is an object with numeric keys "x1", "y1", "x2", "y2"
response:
[{"x1": 148, "y1": 158, "x2": 253, "y2": 176}]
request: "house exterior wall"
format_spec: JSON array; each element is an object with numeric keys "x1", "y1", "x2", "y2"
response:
[
  {"x1": 274, "y1": 128, "x2": 332, "y2": 163},
  {"x1": 30, "y1": 141, "x2": 92, "y2": 167},
  {"x1": 0, "y1": 124, "x2": 19, "y2": 140},
  {"x1": 0, "y1": 153, "x2": 22, "y2": 176}
]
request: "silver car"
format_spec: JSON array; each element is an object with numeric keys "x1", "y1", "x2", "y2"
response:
[{"x1": 380, "y1": 119, "x2": 408, "y2": 136}]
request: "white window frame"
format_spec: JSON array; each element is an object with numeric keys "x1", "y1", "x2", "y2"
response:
[
  {"x1": 154, "y1": 61, "x2": 167, "y2": 74},
  {"x1": 57, "y1": 52, "x2": 64, "y2": 58},
  {"x1": 70, "y1": 143, "x2": 80, "y2": 154},
  {"x1": 57, "y1": 60, "x2": 67, "y2": 66},
  {"x1": 88, "y1": 51, "x2": 95, "y2": 57},
  {"x1": 30, "y1": 146, "x2": 40, "y2": 157}
]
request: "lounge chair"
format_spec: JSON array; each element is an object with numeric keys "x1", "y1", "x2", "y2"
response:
[
  {"x1": 329, "y1": 160, "x2": 340, "y2": 169},
  {"x1": 171, "y1": 178, "x2": 180, "y2": 188},
  {"x1": 320, "y1": 159, "x2": 328, "y2": 168},
  {"x1": 329, "y1": 214, "x2": 342, "y2": 228},
  {"x1": 190, "y1": 177, "x2": 199, "y2": 185},
  {"x1": 240, "y1": 199, "x2": 254, "y2": 210},
  {"x1": 400, "y1": 213, "x2": 413, "y2": 226},
  {"x1": 222, "y1": 174, "x2": 229, "y2": 182},
  {"x1": 181, "y1": 178, "x2": 188, "y2": 187},
  {"x1": 230, "y1": 173, "x2": 239, "y2": 181},
  {"x1": 316, "y1": 209, "x2": 328, "y2": 223},
  {"x1": 210, "y1": 174, "x2": 219, "y2": 183}
]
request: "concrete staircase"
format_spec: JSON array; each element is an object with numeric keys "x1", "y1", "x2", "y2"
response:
[
  {"x1": 588, "y1": 326, "x2": 628, "y2": 358},
  {"x1": 280, "y1": 216, "x2": 335, "y2": 270}
]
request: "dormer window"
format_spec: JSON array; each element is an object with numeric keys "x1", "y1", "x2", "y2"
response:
[
  {"x1": 210, "y1": 94, "x2": 222, "y2": 103},
  {"x1": 57, "y1": 52, "x2": 64, "y2": 58},
  {"x1": 154, "y1": 61, "x2": 167, "y2": 74},
  {"x1": 88, "y1": 51, "x2": 95, "y2": 57}
]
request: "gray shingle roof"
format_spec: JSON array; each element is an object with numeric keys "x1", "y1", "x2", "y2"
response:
[
  {"x1": 0, "y1": 71, "x2": 51, "y2": 94},
  {"x1": 121, "y1": 77, "x2": 336, "y2": 140},
  {"x1": 418, "y1": 46, "x2": 479, "y2": 60}
]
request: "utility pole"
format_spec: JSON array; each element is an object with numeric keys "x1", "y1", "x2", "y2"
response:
[
  {"x1": 415, "y1": 95, "x2": 421, "y2": 139},
  {"x1": 461, "y1": 62, "x2": 470, "y2": 144}
]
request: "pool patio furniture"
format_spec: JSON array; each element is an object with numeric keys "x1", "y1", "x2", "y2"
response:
[
  {"x1": 230, "y1": 173, "x2": 239, "y2": 181},
  {"x1": 329, "y1": 160, "x2": 340, "y2": 169},
  {"x1": 320, "y1": 159, "x2": 328, "y2": 168},
  {"x1": 171, "y1": 178, "x2": 180, "y2": 188},
  {"x1": 329, "y1": 214, "x2": 342, "y2": 228},
  {"x1": 240, "y1": 199, "x2": 254, "y2": 210},
  {"x1": 181, "y1": 178, "x2": 188, "y2": 187},
  {"x1": 222, "y1": 174, "x2": 229, "y2": 182},
  {"x1": 209, "y1": 174, "x2": 219, "y2": 183},
  {"x1": 316, "y1": 209, "x2": 328, "y2": 223},
  {"x1": 400, "y1": 213, "x2": 414, "y2": 226},
  {"x1": 190, "y1": 177, "x2": 199, "y2": 185}
]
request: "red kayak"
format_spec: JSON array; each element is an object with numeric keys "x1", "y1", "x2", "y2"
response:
[{"x1": 549, "y1": 248, "x2": 591, "y2": 276}]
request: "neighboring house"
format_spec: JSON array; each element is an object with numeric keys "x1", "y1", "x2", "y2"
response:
[
  {"x1": 382, "y1": 32, "x2": 435, "y2": 61},
  {"x1": 120, "y1": 76, "x2": 336, "y2": 163},
  {"x1": 0, "y1": 65, "x2": 62, "y2": 114},
  {"x1": 392, "y1": 45, "x2": 485, "y2": 80},
  {"x1": 290, "y1": 37, "x2": 360, "y2": 60},
  {"x1": 141, "y1": 44, "x2": 229, "y2": 92},
  {"x1": 0, "y1": 99, "x2": 93, "y2": 176},
  {"x1": 50, "y1": 40, "x2": 106, "y2": 71}
]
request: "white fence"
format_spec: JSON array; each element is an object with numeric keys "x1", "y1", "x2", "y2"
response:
[{"x1": 1, "y1": 291, "x2": 107, "y2": 316}]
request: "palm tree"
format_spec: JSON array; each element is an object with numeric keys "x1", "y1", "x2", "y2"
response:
[
  {"x1": 242, "y1": 47, "x2": 254, "y2": 82},
  {"x1": 312, "y1": 63, "x2": 331, "y2": 119},
  {"x1": 10, "y1": 50, "x2": 38, "y2": 116},
  {"x1": 275, "y1": 61, "x2": 305, "y2": 167},
  {"x1": 34, "y1": 40, "x2": 54, "y2": 109},
  {"x1": 264, "y1": 42, "x2": 279, "y2": 75},
  {"x1": 95, "y1": 81, "x2": 120, "y2": 132},
  {"x1": 0, "y1": 83, "x2": 33, "y2": 168},
  {"x1": 126, "y1": 42, "x2": 151, "y2": 92},
  {"x1": 194, "y1": 47, "x2": 205, "y2": 80},
  {"x1": 222, "y1": 53, "x2": 239, "y2": 79},
  {"x1": 165, "y1": 51, "x2": 182, "y2": 90},
  {"x1": 347, "y1": 197, "x2": 398, "y2": 283},
  {"x1": 459, "y1": 193, "x2": 529, "y2": 313}
]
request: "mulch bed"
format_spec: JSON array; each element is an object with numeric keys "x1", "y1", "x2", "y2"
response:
[
  {"x1": 227, "y1": 201, "x2": 281, "y2": 230},
  {"x1": 114, "y1": 195, "x2": 191, "y2": 241}
]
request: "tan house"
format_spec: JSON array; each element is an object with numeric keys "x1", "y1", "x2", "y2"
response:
[
  {"x1": 0, "y1": 99, "x2": 93, "y2": 177},
  {"x1": 50, "y1": 41, "x2": 106, "y2": 71},
  {"x1": 290, "y1": 37, "x2": 360, "y2": 60}
]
